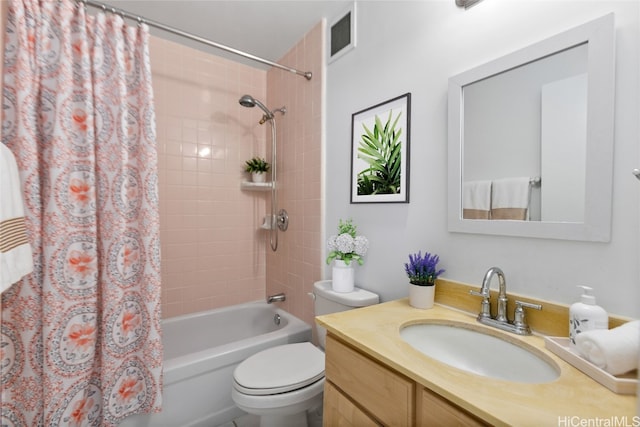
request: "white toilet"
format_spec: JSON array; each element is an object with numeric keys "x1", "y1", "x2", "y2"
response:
[{"x1": 231, "y1": 280, "x2": 379, "y2": 427}]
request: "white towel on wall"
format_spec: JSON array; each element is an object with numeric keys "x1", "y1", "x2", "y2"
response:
[
  {"x1": 575, "y1": 320, "x2": 640, "y2": 376},
  {"x1": 463, "y1": 180, "x2": 492, "y2": 211},
  {"x1": 0, "y1": 143, "x2": 34, "y2": 293}
]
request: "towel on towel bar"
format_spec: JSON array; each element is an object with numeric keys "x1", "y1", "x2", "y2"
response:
[
  {"x1": 0, "y1": 143, "x2": 33, "y2": 293},
  {"x1": 463, "y1": 180, "x2": 491, "y2": 219},
  {"x1": 491, "y1": 177, "x2": 531, "y2": 220}
]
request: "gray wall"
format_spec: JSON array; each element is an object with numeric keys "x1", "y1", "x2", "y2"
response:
[{"x1": 325, "y1": 1, "x2": 639, "y2": 318}]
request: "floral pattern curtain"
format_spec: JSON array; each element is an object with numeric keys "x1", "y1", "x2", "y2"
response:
[{"x1": 0, "y1": 0, "x2": 163, "y2": 425}]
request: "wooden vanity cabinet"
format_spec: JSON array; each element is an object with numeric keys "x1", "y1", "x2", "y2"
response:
[
  {"x1": 324, "y1": 334, "x2": 414, "y2": 426},
  {"x1": 417, "y1": 387, "x2": 488, "y2": 426},
  {"x1": 323, "y1": 334, "x2": 489, "y2": 427},
  {"x1": 324, "y1": 381, "x2": 381, "y2": 426}
]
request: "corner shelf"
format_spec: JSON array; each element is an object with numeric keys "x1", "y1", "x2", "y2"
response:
[{"x1": 241, "y1": 181, "x2": 274, "y2": 191}]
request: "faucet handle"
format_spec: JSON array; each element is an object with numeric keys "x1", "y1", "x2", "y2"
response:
[
  {"x1": 469, "y1": 289, "x2": 488, "y2": 298},
  {"x1": 470, "y1": 289, "x2": 491, "y2": 318},
  {"x1": 515, "y1": 300, "x2": 542, "y2": 311},
  {"x1": 513, "y1": 300, "x2": 542, "y2": 332}
]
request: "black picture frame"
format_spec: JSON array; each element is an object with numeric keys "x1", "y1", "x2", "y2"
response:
[{"x1": 350, "y1": 93, "x2": 411, "y2": 203}]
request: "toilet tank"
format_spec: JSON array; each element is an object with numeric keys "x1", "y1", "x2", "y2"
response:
[{"x1": 313, "y1": 280, "x2": 379, "y2": 349}]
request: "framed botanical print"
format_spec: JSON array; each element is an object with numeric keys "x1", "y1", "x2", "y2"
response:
[{"x1": 350, "y1": 93, "x2": 411, "y2": 203}]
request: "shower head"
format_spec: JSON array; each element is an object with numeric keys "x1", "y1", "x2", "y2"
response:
[
  {"x1": 239, "y1": 94, "x2": 257, "y2": 108},
  {"x1": 238, "y1": 94, "x2": 274, "y2": 120}
]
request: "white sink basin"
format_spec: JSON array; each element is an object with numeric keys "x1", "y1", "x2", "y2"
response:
[{"x1": 400, "y1": 322, "x2": 559, "y2": 383}]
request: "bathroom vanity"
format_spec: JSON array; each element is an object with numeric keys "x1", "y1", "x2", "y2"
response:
[
  {"x1": 316, "y1": 290, "x2": 636, "y2": 426},
  {"x1": 323, "y1": 333, "x2": 486, "y2": 426}
]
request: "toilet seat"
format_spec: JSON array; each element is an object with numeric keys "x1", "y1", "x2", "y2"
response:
[{"x1": 233, "y1": 342, "x2": 325, "y2": 396}]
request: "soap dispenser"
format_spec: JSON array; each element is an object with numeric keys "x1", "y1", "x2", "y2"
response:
[{"x1": 569, "y1": 285, "x2": 608, "y2": 349}]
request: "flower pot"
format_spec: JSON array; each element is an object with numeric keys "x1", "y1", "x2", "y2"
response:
[
  {"x1": 409, "y1": 283, "x2": 435, "y2": 309},
  {"x1": 251, "y1": 172, "x2": 267, "y2": 183},
  {"x1": 332, "y1": 260, "x2": 355, "y2": 293}
]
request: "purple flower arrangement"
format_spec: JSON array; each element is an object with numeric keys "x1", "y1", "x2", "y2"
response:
[{"x1": 404, "y1": 251, "x2": 445, "y2": 286}]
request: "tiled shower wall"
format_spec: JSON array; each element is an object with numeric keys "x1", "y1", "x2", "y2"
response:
[
  {"x1": 0, "y1": 7, "x2": 323, "y2": 322},
  {"x1": 151, "y1": 21, "x2": 324, "y2": 322},
  {"x1": 265, "y1": 22, "x2": 324, "y2": 327},
  {"x1": 150, "y1": 37, "x2": 270, "y2": 318}
]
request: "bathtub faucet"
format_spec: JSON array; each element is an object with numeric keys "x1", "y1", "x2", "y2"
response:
[{"x1": 267, "y1": 293, "x2": 286, "y2": 304}]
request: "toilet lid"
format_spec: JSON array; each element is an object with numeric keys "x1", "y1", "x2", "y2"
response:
[{"x1": 233, "y1": 342, "x2": 325, "y2": 395}]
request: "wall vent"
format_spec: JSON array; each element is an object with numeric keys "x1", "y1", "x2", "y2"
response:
[{"x1": 328, "y1": 3, "x2": 356, "y2": 63}]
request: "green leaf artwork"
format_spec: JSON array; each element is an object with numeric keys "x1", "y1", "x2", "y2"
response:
[{"x1": 356, "y1": 110, "x2": 403, "y2": 195}]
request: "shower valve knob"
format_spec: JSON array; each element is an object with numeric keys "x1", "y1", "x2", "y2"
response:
[{"x1": 277, "y1": 209, "x2": 289, "y2": 231}]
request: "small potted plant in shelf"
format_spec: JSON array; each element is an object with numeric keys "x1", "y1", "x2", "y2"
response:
[
  {"x1": 404, "y1": 251, "x2": 445, "y2": 309},
  {"x1": 326, "y1": 218, "x2": 369, "y2": 293},
  {"x1": 244, "y1": 157, "x2": 271, "y2": 183}
]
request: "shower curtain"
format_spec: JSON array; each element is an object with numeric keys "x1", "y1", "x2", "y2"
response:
[{"x1": 0, "y1": 0, "x2": 163, "y2": 426}]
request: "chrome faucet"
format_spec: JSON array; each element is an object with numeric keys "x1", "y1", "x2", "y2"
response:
[
  {"x1": 266, "y1": 292, "x2": 286, "y2": 304},
  {"x1": 470, "y1": 267, "x2": 541, "y2": 335}
]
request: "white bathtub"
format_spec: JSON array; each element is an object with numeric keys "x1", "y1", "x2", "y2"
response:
[{"x1": 119, "y1": 301, "x2": 312, "y2": 427}]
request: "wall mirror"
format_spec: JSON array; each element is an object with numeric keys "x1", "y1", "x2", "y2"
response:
[{"x1": 447, "y1": 13, "x2": 615, "y2": 241}]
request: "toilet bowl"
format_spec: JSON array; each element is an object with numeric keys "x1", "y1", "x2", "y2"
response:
[
  {"x1": 231, "y1": 281, "x2": 379, "y2": 427},
  {"x1": 232, "y1": 342, "x2": 325, "y2": 427}
]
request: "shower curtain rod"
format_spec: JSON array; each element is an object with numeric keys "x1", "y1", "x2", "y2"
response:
[{"x1": 78, "y1": 0, "x2": 313, "y2": 80}]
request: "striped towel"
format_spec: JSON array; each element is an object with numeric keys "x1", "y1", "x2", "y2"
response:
[
  {"x1": 491, "y1": 177, "x2": 531, "y2": 220},
  {"x1": 463, "y1": 180, "x2": 492, "y2": 219},
  {"x1": 0, "y1": 143, "x2": 33, "y2": 293}
]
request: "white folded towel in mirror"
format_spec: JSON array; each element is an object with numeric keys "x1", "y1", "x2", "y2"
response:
[
  {"x1": 491, "y1": 177, "x2": 531, "y2": 210},
  {"x1": 490, "y1": 177, "x2": 531, "y2": 220},
  {"x1": 463, "y1": 180, "x2": 491, "y2": 219},
  {"x1": 574, "y1": 320, "x2": 640, "y2": 375}
]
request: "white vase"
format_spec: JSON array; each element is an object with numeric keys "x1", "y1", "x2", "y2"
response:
[
  {"x1": 332, "y1": 260, "x2": 355, "y2": 293},
  {"x1": 251, "y1": 172, "x2": 266, "y2": 183},
  {"x1": 409, "y1": 283, "x2": 435, "y2": 309}
]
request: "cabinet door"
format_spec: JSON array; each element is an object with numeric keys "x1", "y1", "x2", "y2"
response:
[
  {"x1": 323, "y1": 381, "x2": 381, "y2": 426},
  {"x1": 325, "y1": 335, "x2": 415, "y2": 426},
  {"x1": 417, "y1": 387, "x2": 488, "y2": 427}
]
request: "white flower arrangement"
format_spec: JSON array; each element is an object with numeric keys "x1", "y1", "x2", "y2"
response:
[{"x1": 326, "y1": 219, "x2": 369, "y2": 266}]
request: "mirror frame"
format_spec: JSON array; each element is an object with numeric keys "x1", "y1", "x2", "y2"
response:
[{"x1": 447, "y1": 13, "x2": 615, "y2": 242}]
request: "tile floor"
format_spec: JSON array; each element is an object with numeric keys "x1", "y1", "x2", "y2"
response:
[
  {"x1": 217, "y1": 414, "x2": 259, "y2": 427},
  {"x1": 217, "y1": 406, "x2": 323, "y2": 427}
]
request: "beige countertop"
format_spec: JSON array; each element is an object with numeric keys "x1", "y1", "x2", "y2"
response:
[{"x1": 316, "y1": 299, "x2": 638, "y2": 426}]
